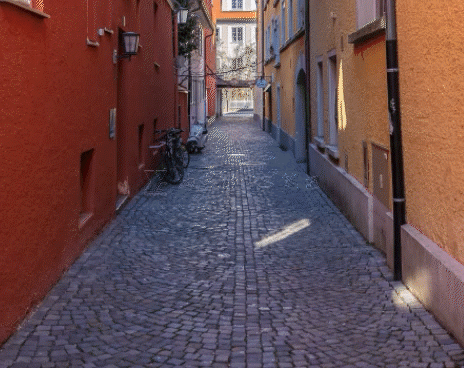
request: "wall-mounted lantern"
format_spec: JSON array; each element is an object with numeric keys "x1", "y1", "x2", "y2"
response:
[
  {"x1": 177, "y1": 7, "x2": 189, "y2": 24},
  {"x1": 113, "y1": 31, "x2": 140, "y2": 64}
]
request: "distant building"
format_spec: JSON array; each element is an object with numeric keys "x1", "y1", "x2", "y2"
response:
[
  {"x1": 213, "y1": 0, "x2": 257, "y2": 113},
  {"x1": 177, "y1": 0, "x2": 215, "y2": 127}
]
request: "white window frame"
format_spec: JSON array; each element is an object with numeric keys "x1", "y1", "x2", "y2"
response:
[
  {"x1": 198, "y1": 27, "x2": 203, "y2": 55},
  {"x1": 297, "y1": 0, "x2": 304, "y2": 30},
  {"x1": 231, "y1": 0, "x2": 243, "y2": 10},
  {"x1": 356, "y1": 0, "x2": 385, "y2": 29},
  {"x1": 327, "y1": 50, "x2": 338, "y2": 147},
  {"x1": 287, "y1": 0, "x2": 293, "y2": 38},
  {"x1": 281, "y1": 0, "x2": 286, "y2": 44},
  {"x1": 272, "y1": 18, "x2": 280, "y2": 63},
  {"x1": 231, "y1": 26, "x2": 244, "y2": 43}
]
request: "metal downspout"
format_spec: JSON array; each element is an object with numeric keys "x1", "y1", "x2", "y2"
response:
[
  {"x1": 386, "y1": 0, "x2": 406, "y2": 281},
  {"x1": 261, "y1": 0, "x2": 266, "y2": 131},
  {"x1": 304, "y1": 0, "x2": 311, "y2": 174}
]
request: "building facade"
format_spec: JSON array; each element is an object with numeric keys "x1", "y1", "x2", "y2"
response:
[
  {"x1": 213, "y1": 0, "x2": 257, "y2": 113},
  {"x1": 261, "y1": 0, "x2": 307, "y2": 167},
  {"x1": 307, "y1": 0, "x2": 464, "y2": 347},
  {"x1": 0, "y1": 0, "x2": 179, "y2": 343},
  {"x1": 177, "y1": 0, "x2": 215, "y2": 127}
]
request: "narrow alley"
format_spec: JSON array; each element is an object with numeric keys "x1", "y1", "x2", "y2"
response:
[{"x1": 1, "y1": 115, "x2": 463, "y2": 368}]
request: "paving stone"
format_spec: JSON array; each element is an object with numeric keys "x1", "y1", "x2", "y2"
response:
[{"x1": 0, "y1": 114, "x2": 463, "y2": 367}]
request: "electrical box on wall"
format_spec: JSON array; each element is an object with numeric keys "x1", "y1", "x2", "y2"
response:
[
  {"x1": 109, "y1": 108, "x2": 116, "y2": 139},
  {"x1": 372, "y1": 143, "x2": 390, "y2": 208}
]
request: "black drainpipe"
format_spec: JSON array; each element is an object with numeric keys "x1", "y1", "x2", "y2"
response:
[
  {"x1": 261, "y1": 0, "x2": 266, "y2": 131},
  {"x1": 386, "y1": 0, "x2": 406, "y2": 281},
  {"x1": 304, "y1": 0, "x2": 311, "y2": 174}
]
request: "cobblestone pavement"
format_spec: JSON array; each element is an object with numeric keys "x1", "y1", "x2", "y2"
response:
[{"x1": 1, "y1": 115, "x2": 464, "y2": 368}]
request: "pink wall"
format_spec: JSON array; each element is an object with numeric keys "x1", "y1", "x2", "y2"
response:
[{"x1": 0, "y1": 0, "x2": 177, "y2": 343}]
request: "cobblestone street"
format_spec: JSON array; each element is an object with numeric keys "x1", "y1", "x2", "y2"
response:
[{"x1": 1, "y1": 114, "x2": 464, "y2": 368}]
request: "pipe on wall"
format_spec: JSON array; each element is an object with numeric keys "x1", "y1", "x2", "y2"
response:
[{"x1": 385, "y1": 0, "x2": 406, "y2": 281}]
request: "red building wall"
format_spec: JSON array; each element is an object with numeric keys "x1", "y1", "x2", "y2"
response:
[{"x1": 0, "y1": 0, "x2": 177, "y2": 344}]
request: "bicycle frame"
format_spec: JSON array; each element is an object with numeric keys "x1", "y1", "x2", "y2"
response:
[{"x1": 147, "y1": 128, "x2": 185, "y2": 185}]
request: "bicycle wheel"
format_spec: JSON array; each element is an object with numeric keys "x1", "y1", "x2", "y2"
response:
[
  {"x1": 180, "y1": 144, "x2": 190, "y2": 168},
  {"x1": 165, "y1": 154, "x2": 184, "y2": 184}
]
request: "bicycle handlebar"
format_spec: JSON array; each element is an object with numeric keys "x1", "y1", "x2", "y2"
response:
[{"x1": 154, "y1": 128, "x2": 184, "y2": 135}]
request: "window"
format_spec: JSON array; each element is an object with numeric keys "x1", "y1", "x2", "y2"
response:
[
  {"x1": 231, "y1": 0, "x2": 243, "y2": 10},
  {"x1": 316, "y1": 58, "x2": 324, "y2": 139},
  {"x1": 138, "y1": 124, "x2": 145, "y2": 167},
  {"x1": 197, "y1": 26, "x2": 203, "y2": 54},
  {"x1": 80, "y1": 149, "x2": 95, "y2": 226},
  {"x1": 265, "y1": 25, "x2": 270, "y2": 60},
  {"x1": 216, "y1": 26, "x2": 221, "y2": 41},
  {"x1": 287, "y1": 0, "x2": 293, "y2": 38},
  {"x1": 328, "y1": 53, "x2": 338, "y2": 147},
  {"x1": 232, "y1": 57, "x2": 243, "y2": 70},
  {"x1": 276, "y1": 84, "x2": 282, "y2": 143},
  {"x1": 281, "y1": 0, "x2": 286, "y2": 44},
  {"x1": 363, "y1": 141, "x2": 369, "y2": 187},
  {"x1": 272, "y1": 18, "x2": 280, "y2": 63},
  {"x1": 231, "y1": 27, "x2": 243, "y2": 42},
  {"x1": 251, "y1": 26, "x2": 257, "y2": 45},
  {"x1": 297, "y1": 0, "x2": 304, "y2": 30},
  {"x1": 356, "y1": 0, "x2": 385, "y2": 29},
  {"x1": 12, "y1": 0, "x2": 44, "y2": 11}
]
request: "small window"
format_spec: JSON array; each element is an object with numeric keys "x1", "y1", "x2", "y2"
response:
[
  {"x1": 232, "y1": 57, "x2": 243, "y2": 70},
  {"x1": 231, "y1": 27, "x2": 243, "y2": 42},
  {"x1": 80, "y1": 149, "x2": 95, "y2": 225},
  {"x1": 316, "y1": 58, "x2": 324, "y2": 138},
  {"x1": 287, "y1": 0, "x2": 293, "y2": 37},
  {"x1": 16, "y1": 0, "x2": 43, "y2": 10},
  {"x1": 138, "y1": 124, "x2": 145, "y2": 167},
  {"x1": 231, "y1": 0, "x2": 243, "y2": 10},
  {"x1": 297, "y1": 0, "x2": 304, "y2": 29},
  {"x1": 281, "y1": 0, "x2": 286, "y2": 44},
  {"x1": 363, "y1": 141, "x2": 369, "y2": 187},
  {"x1": 356, "y1": 0, "x2": 385, "y2": 29},
  {"x1": 328, "y1": 53, "x2": 338, "y2": 147}
]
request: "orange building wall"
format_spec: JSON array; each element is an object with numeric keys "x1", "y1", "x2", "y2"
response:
[
  {"x1": 0, "y1": 0, "x2": 177, "y2": 343},
  {"x1": 396, "y1": 1, "x2": 464, "y2": 264},
  {"x1": 309, "y1": 0, "x2": 390, "y2": 198}
]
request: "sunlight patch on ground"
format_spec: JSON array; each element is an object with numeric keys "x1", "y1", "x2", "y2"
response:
[{"x1": 255, "y1": 219, "x2": 311, "y2": 249}]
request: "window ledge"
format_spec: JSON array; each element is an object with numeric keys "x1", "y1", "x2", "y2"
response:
[
  {"x1": 0, "y1": 0, "x2": 50, "y2": 18},
  {"x1": 79, "y1": 213, "x2": 93, "y2": 229},
  {"x1": 86, "y1": 38, "x2": 100, "y2": 47},
  {"x1": 314, "y1": 136, "x2": 325, "y2": 149},
  {"x1": 326, "y1": 145, "x2": 339, "y2": 160},
  {"x1": 348, "y1": 16, "x2": 385, "y2": 45},
  {"x1": 265, "y1": 55, "x2": 275, "y2": 66},
  {"x1": 280, "y1": 27, "x2": 305, "y2": 53}
]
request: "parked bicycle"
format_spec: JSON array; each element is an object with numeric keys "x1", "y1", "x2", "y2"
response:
[{"x1": 149, "y1": 128, "x2": 189, "y2": 184}]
